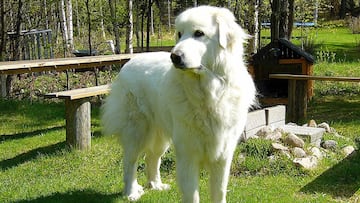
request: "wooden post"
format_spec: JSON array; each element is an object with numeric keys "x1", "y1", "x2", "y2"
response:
[
  {"x1": 287, "y1": 79, "x2": 296, "y2": 122},
  {"x1": 65, "y1": 98, "x2": 91, "y2": 150},
  {"x1": 287, "y1": 79, "x2": 307, "y2": 123}
]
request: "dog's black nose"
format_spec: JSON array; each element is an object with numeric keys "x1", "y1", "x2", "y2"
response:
[{"x1": 170, "y1": 51, "x2": 185, "y2": 68}]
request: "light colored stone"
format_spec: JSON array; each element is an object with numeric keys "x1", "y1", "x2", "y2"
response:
[
  {"x1": 292, "y1": 147, "x2": 307, "y2": 158},
  {"x1": 318, "y1": 122, "x2": 331, "y2": 132},
  {"x1": 274, "y1": 127, "x2": 285, "y2": 134},
  {"x1": 265, "y1": 131, "x2": 282, "y2": 141},
  {"x1": 293, "y1": 156, "x2": 318, "y2": 169},
  {"x1": 272, "y1": 142, "x2": 289, "y2": 151},
  {"x1": 280, "y1": 125, "x2": 325, "y2": 147},
  {"x1": 321, "y1": 140, "x2": 337, "y2": 149},
  {"x1": 308, "y1": 119, "x2": 317, "y2": 127},
  {"x1": 309, "y1": 147, "x2": 323, "y2": 160},
  {"x1": 256, "y1": 126, "x2": 273, "y2": 138},
  {"x1": 342, "y1": 146, "x2": 355, "y2": 156},
  {"x1": 284, "y1": 133, "x2": 305, "y2": 148}
]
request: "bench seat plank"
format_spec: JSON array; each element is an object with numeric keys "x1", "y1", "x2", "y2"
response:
[{"x1": 45, "y1": 84, "x2": 110, "y2": 100}]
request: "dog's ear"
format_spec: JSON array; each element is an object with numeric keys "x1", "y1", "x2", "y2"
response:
[{"x1": 216, "y1": 8, "x2": 249, "y2": 50}]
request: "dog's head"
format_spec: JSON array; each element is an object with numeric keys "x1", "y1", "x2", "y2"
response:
[{"x1": 170, "y1": 6, "x2": 248, "y2": 71}]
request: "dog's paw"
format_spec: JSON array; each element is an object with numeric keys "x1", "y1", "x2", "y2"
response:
[
  {"x1": 125, "y1": 184, "x2": 144, "y2": 201},
  {"x1": 148, "y1": 181, "x2": 171, "y2": 191}
]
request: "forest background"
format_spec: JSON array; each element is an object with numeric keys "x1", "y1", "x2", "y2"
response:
[{"x1": 1, "y1": 0, "x2": 360, "y2": 62}]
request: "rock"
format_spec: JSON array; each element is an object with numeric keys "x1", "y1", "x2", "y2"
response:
[
  {"x1": 321, "y1": 140, "x2": 338, "y2": 149},
  {"x1": 308, "y1": 119, "x2": 317, "y2": 127},
  {"x1": 265, "y1": 131, "x2": 282, "y2": 141},
  {"x1": 309, "y1": 147, "x2": 323, "y2": 160},
  {"x1": 293, "y1": 156, "x2": 318, "y2": 170},
  {"x1": 318, "y1": 122, "x2": 331, "y2": 132},
  {"x1": 272, "y1": 143, "x2": 289, "y2": 151},
  {"x1": 284, "y1": 133, "x2": 305, "y2": 148},
  {"x1": 280, "y1": 125, "x2": 324, "y2": 147},
  {"x1": 342, "y1": 146, "x2": 355, "y2": 156},
  {"x1": 292, "y1": 147, "x2": 307, "y2": 158},
  {"x1": 256, "y1": 126, "x2": 273, "y2": 138}
]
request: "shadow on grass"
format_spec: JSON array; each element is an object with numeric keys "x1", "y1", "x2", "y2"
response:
[
  {"x1": 300, "y1": 151, "x2": 360, "y2": 198},
  {"x1": 0, "y1": 141, "x2": 68, "y2": 170},
  {"x1": 0, "y1": 126, "x2": 65, "y2": 142},
  {"x1": 15, "y1": 190, "x2": 123, "y2": 203},
  {"x1": 307, "y1": 95, "x2": 360, "y2": 123}
]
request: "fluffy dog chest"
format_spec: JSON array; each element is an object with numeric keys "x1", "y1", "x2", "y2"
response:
[{"x1": 165, "y1": 70, "x2": 241, "y2": 138}]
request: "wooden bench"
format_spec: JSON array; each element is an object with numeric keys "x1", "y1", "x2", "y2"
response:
[
  {"x1": 269, "y1": 74, "x2": 360, "y2": 122},
  {"x1": 45, "y1": 85, "x2": 111, "y2": 150}
]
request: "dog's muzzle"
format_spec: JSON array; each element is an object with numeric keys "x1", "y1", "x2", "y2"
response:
[
  {"x1": 170, "y1": 51, "x2": 186, "y2": 69},
  {"x1": 170, "y1": 51, "x2": 203, "y2": 70}
]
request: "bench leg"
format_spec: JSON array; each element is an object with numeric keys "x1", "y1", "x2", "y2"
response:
[
  {"x1": 0, "y1": 75, "x2": 7, "y2": 97},
  {"x1": 65, "y1": 98, "x2": 91, "y2": 150}
]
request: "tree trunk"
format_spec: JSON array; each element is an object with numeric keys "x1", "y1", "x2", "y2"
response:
[
  {"x1": 75, "y1": 0, "x2": 81, "y2": 38},
  {"x1": 100, "y1": 4, "x2": 106, "y2": 39},
  {"x1": 271, "y1": 0, "x2": 280, "y2": 43},
  {"x1": 66, "y1": 0, "x2": 74, "y2": 51},
  {"x1": 279, "y1": 0, "x2": 294, "y2": 40},
  {"x1": 0, "y1": 0, "x2": 5, "y2": 97},
  {"x1": 109, "y1": 0, "x2": 121, "y2": 54},
  {"x1": 59, "y1": 0, "x2": 69, "y2": 57},
  {"x1": 167, "y1": 0, "x2": 171, "y2": 31},
  {"x1": 0, "y1": 0, "x2": 5, "y2": 61},
  {"x1": 43, "y1": 0, "x2": 49, "y2": 29},
  {"x1": 126, "y1": 0, "x2": 133, "y2": 54},
  {"x1": 253, "y1": 0, "x2": 260, "y2": 53},
  {"x1": 85, "y1": 0, "x2": 92, "y2": 54},
  {"x1": 146, "y1": 0, "x2": 153, "y2": 52}
]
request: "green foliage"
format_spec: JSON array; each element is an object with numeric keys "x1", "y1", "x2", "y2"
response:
[{"x1": 239, "y1": 139, "x2": 273, "y2": 159}]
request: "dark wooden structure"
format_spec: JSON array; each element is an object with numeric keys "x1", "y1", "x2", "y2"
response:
[
  {"x1": 250, "y1": 38, "x2": 315, "y2": 102},
  {"x1": 249, "y1": 38, "x2": 315, "y2": 123}
]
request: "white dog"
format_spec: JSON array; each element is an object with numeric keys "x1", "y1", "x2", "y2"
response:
[{"x1": 102, "y1": 6, "x2": 256, "y2": 203}]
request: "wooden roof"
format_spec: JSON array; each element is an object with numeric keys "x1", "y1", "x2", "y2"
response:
[{"x1": 252, "y1": 38, "x2": 315, "y2": 64}]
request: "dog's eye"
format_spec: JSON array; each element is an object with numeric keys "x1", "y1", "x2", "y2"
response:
[
  {"x1": 178, "y1": 32, "x2": 182, "y2": 39},
  {"x1": 194, "y1": 30, "x2": 205, "y2": 38}
]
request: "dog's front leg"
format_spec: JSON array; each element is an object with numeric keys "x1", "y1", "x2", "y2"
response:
[
  {"x1": 209, "y1": 156, "x2": 233, "y2": 203},
  {"x1": 175, "y1": 149, "x2": 200, "y2": 203}
]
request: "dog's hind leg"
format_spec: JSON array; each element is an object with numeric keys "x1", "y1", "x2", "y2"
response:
[
  {"x1": 122, "y1": 145, "x2": 144, "y2": 201},
  {"x1": 145, "y1": 134, "x2": 170, "y2": 191}
]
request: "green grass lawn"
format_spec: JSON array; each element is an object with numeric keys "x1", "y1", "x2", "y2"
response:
[
  {"x1": 1, "y1": 26, "x2": 360, "y2": 202},
  {"x1": 0, "y1": 99, "x2": 358, "y2": 202}
]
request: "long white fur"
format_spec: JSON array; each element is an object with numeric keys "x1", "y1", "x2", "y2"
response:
[{"x1": 102, "y1": 6, "x2": 256, "y2": 203}]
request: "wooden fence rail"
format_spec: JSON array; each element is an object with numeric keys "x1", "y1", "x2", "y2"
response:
[{"x1": 269, "y1": 74, "x2": 360, "y2": 122}]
